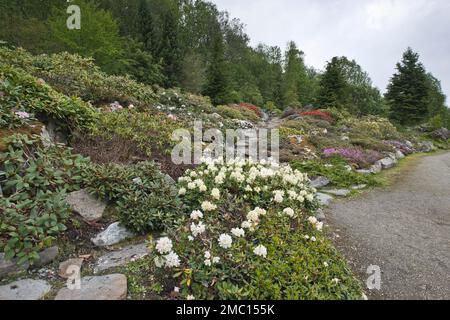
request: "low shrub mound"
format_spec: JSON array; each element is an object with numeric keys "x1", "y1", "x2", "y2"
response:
[
  {"x1": 84, "y1": 161, "x2": 182, "y2": 234},
  {"x1": 142, "y1": 158, "x2": 363, "y2": 300},
  {"x1": 0, "y1": 134, "x2": 89, "y2": 265},
  {"x1": 0, "y1": 64, "x2": 98, "y2": 131}
]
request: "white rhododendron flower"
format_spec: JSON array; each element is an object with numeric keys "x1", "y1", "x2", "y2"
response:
[
  {"x1": 253, "y1": 245, "x2": 268, "y2": 258},
  {"x1": 308, "y1": 216, "x2": 318, "y2": 225},
  {"x1": 231, "y1": 228, "x2": 245, "y2": 238},
  {"x1": 306, "y1": 194, "x2": 314, "y2": 202},
  {"x1": 186, "y1": 295, "x2": 195, "y2": 300},
  {"x1": 218, "y1": 234, "x2": 233, "y2": 249},
  {"x1": 204, "y1": 259, "x2": 212, "y2": 266},
  {"x1": 273, "y1": 190, "x2": 284, "y2": 203},
  {"x1": 316, "y1": 222, "x2": 324, "y2": 231},
  {"x1": 165, "y1": 252, "x2": 181, "y2": 268},
  {"x1": 190, "y1": 221, "x2": 206, "y2": 237},
  {"x1": 212, "y1": 257, "x2": 220, "y2": 264},
  {"x1": 241, "y1": 221, "x2": 251, "y2": 229},
  {"x1": 190, "y1": 210, "x2": 203, "y2": 220},
  {"x1": 178, "y1": 187, "x2": 186, "y2": 196},
  {"x1": 201, "y1": 201, "x2": 217, "y2": 212},
  {"x1": 187, "y1": 182, "x2": 196, "y2": 190},
  {"x1": 211, "y1": 188, "x2": 220, "y2": 200},
  {"x1": 156, "y1": 237, "x2": 173, "y2": 254},
  {"x1": 283, "y1": 208, "x2": 295, "y2": 218},
  {"x1": 204, "y1": 251, "x2": 211, "y2": 259}
]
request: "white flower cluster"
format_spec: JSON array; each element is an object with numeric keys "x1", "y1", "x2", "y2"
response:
[
  {"x1": 174, "y1": 158, "x2": 318, "y2": 272},
  {"x1": 307, "y1": 216, "x2": 324, "y2": 231},
  {"x1": 154, "y1": 237, "x2": 180, "y2": 268}
]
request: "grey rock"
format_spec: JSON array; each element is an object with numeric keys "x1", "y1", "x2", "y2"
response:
[
  {"x1": 91, "y1": 222, "x2": 135, "y2": 247},
  {"x1": 310, "y1": 176, "x2": 331, "y2": 189},
  {"x1": 66, "y1": 189, "x2": 106, "y2": 222},
  {"x1": 380, "y1": 157, "x2": 397, "y2": 169},
  {"x1": 352, "y1": 184, "x2": 367, "y2": 190},
  {"x1": 35, "y1": 246, "x2": 59, "y2": 268},
  {"x1": 356, "y1": 169, "x2": 372, "y2": 175},
  {"x1": 54, "y1": 274, "x2": 127, "y2": 300},
  {"x1": 395, "y1": 150, "x2": 405, "y2": 159},
  {"x1": 418, "y1": 141, "x2": 435, "y2": 153},
  {"x1": 370, "y1": 161, "x2": 383, "y2": 174},
  {"x1": 59, "y1": 258, "x2": 84, "y2": 279},
  {"x1": 317, "y1": 193, "x2": 334, "y2": 207},
  {"x1": 0, "y1": 279, "x2": 51, "y2": 300},
  {"x1": 163, "y1": 174, "x2": 176, "y2": 185},
  {"x1": 1, "y1": 246, "x2": 58, "y2": 279},
  {"x1": 94, "y1": 243, "x2": 148, "y2": 273},
  {"x1": 323, "y1": 189, "x2": 351, "y2": 197},
  {"x1": 0, "y1": 253, "x2": 27, "y2": 279},
  {"x1": 315, "y1": 209, "x2": 326, "y2": 221}
]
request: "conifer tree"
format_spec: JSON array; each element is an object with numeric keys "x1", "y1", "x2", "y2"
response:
[
  {"x1": 203, "y1": 31, "x2": 230, "y2": 105},
  {"x1": 317, "y1": 57, "x2": 348, "y2": 109},
  {"x1": 385, "y1": 48, "x2": 430, "y2": 125}
]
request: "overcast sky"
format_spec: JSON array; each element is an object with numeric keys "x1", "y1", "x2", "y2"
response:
[{"x1": 211, "y1": 0, "x2": 450, "y2": 101}]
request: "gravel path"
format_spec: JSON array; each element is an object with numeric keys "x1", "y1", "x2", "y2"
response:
[{"x1": 327, "y1": 152, "x2": 450, "y2": 300}]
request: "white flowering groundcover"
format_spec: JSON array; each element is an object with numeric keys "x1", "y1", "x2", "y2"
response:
[{"x1": 145, "y1": 158, "x2": 363, "y2": 300}]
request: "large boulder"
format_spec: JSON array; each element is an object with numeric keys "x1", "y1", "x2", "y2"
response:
[
  {"x1": 91, "y1": 222, "x2": 135, "y2": 247},
  {"x1": 54, "y1": 274, "x2": 127, "y2": 300},
  {"x1": 66, "y1": 189, "x2": 106, "y2": 222},
  {"x1": 0, "y1": 279, "x2": 51, "y2": 300}
]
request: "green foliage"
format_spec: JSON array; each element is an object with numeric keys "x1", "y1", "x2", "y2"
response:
[
  {"x1": 318, "y1": 56, "x2": 384, "y2": 115},
  {"x1": 247, "y1": 215, "x2": 363, "y2": 300},
  {"x1": 0, "y1": 64, "x2": 98, "y2": 131},
  {"x1": 386, "y1": 48, "x2": 431, "y2": 126},
  {"x1": 0, "y1": 134, "x2": 89, "y2": 265},
  {"x1": 0, "y1": 46, "x2": 159, "y2": 107},
  {"x1": 216, "y1": 105, "x2": 259, "y2": 122},
  {"x1": 84, "y1": 161, "x2": 182, "y2": 233},
  {"x1": 93, "y1": 109, "x2": 186, "y2": 156},
  {"x1": 291, "y1": 160, "x2": 382, "y2": 188},
  {"x1": 48, "y1": 0, "x2": 124, "y2": 74}
]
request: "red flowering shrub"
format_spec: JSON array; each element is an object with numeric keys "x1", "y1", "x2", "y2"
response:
[
  {"x1": 300, "y1": 110, "x2": 334, "y2": 123},
  {"x1": 239, "y1": 103, "x2": 263, "y2": 118}
]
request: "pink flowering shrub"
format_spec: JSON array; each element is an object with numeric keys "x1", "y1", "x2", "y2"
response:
[{"x1": 323, "y1": 147, "x2": 383, "y2": 167}]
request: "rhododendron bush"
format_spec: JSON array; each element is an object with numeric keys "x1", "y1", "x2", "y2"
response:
[{"x1": 146, "y1": 158, "x2": 363, "y2": 300}]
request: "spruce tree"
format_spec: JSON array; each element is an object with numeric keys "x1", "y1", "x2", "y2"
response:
[
  {"x1": 317, "y1": 57, "x2": 347, "y2": 109},
  {"x1": 203, "y1": 31, "x2": 230, "y2": 105},
  {"x1": 385, "y1": 48, "x2": 430, "y2": 125}
]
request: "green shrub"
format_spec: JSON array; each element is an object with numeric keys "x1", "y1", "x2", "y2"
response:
[
  {"x1": 84, "y1": 161, "x2": 183, "y2": 233},
  {"x1": 92, "y1": 109, "x2": 187, "y2": 156},
  {"x1": 144, "y1": 159, "x2": 363, "y2": 300},
  {"x1": 0, "y1": 65, "x2": 98, "y2": 131},
  {"x1": 291, "y1": 160, "x2": 382, "y2": 188},
  {"x1": 0, "y1": 134, "x2": 89, "y2": 265},
  {"x1": 216, "y1": 105, "x2": 245, "y2": 120}
]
